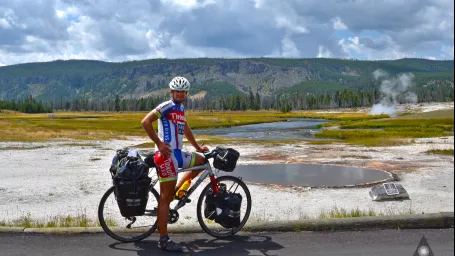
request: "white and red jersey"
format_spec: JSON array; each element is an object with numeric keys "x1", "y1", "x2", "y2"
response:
[{"x1": 152, "y1": 100, "x2": 186, "y2": 151}]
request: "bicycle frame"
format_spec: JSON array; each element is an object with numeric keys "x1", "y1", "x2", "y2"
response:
[{"x1": 149, "y1": 161, "x2": 219, "y2": 211}]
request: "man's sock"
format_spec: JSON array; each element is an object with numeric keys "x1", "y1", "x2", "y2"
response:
[{"x1": 160, "y1": 235, "x2": 170, "y2": 242}]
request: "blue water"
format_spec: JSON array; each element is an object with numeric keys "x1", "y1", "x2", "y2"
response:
[
  {"x1": 218, "y1": 164, "x2": 393, "y2": 187},
  {"x1": 193, "y1": 119, "x2": 329, "y2": 140}
]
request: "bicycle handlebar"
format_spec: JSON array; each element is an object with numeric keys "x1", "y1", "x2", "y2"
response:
[
  {"x1": 197, "y1": 143, "x2": 217, "y2": 160},
  {"x1": 203, "y1": 149, "x2": 218, "y2": 159}
]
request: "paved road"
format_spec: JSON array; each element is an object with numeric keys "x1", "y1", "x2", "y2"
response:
[{"x1": 0, "y1": 229, "x2": 453, "y2": 255}]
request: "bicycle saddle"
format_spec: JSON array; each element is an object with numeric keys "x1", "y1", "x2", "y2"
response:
[{"x1": 139, "y1": 151, "x2": 156, "y2": 168}]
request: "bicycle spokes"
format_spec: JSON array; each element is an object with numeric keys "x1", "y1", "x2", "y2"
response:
[{"x1": 225, "y1": 179, "x2": 241, "y2": 194}]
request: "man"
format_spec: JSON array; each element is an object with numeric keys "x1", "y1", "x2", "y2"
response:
[{"x1": 141, "y1": 76, "x2": 208, "y2": 252}]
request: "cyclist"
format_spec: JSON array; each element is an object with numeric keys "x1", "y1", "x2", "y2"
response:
[{"x1": 141, "y1": 76, "x2": 209, "y2": 252}]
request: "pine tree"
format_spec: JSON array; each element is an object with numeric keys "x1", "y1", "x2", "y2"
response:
[
  {"x1": 115, "y1": 94, "x2": 120, "y2": 112},
  {"x1": 255, "y1": 92, "x2": 261, "y2": 110},
  {"x1": 248, "y1": 91, "x2": 254, "y2": 110},
  {"x1": 241, "y1": 96, "x2": 247, "y2": 111}
]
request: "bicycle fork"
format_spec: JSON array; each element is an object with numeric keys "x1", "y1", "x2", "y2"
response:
[{"x1": 209, "y1": 174, "x2": 219, "y2": 194}]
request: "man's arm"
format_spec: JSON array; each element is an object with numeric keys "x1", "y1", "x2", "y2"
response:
[
  {"x1": 141, "y1": 111, "x2": 171, "y2": 156},
  {"x1": 184, "y1": 122, "x2": 204, "y2": 152}
]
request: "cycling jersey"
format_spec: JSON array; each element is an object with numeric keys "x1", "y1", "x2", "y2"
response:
[{"x1": 152, "y1": 100, "x2": 186, "y2": 151}]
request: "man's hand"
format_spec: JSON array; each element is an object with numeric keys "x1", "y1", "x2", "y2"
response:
[
  {"x1": 158, "y1": 142, "x2": 172, "y2": 156},
  {"x1": 197, "y1": 145, "x2": 209, "y2": 153}
]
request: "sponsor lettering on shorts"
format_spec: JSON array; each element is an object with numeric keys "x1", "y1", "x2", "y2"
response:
[{"x1": 159, "y1": 158, "x2": 176, "y2": 178}]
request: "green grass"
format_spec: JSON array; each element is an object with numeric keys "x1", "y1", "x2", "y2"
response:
[
  {"x1": 315, "y1": 109, "x2": 454, "y2": 146},
  {"x1": 316, "y1": 206, "x2": 415, "y2": 220},
  {"x1": 425, "y1": 149, "x2": 454, "y2": 156},
  {"x1": 399, "y1": 109, "x2": 454, "y2": 119},
  {"x1": 335, "y1": 118, "x2": 454, "y2": 131},
  {"x1": 0, "y1": 145, "x2": 46, "y2": 150},
  {"x1": 0, "y1": 110, "x2": 385, "y2": 142},
  {"x1": 0, "y1": 212, "x2": 100, "y2": 228},
  {"x1": 318, "y1": 207, "x2": 377, "y2": 219},
  {"x1": 318, "y1": 128, "x2": 448, "y2": 139},
  {"x1": 343, "y1": 138, "x2": 416, "y2": 147},
  {"x1": 307, "y1": 140, "x2": 340, "y2": 145}
]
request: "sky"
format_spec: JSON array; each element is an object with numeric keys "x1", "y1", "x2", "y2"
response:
[{"x1": 0, "y1": 0, "x2": 454, "y2": 66}]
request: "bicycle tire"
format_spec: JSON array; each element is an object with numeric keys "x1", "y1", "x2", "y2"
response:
[
  {"x1": 196, "y1": 175, "x2": 252, "y2": 238},
  {"x1": 98, "y1": 185, "x2": 160, "y2": 242}
]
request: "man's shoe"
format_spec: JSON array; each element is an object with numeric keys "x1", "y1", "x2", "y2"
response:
[{"x1": 158, "y1": 238, "x2": 184, "y2": 252}]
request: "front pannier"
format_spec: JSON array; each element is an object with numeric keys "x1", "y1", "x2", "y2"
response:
[{"x1": 213, "y1": 146, "x2": 240, "y2": 172}]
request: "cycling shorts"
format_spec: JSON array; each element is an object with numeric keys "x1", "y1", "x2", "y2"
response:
[{"x1": 154, "y1": 149, "x2": 196, "y2": 182}]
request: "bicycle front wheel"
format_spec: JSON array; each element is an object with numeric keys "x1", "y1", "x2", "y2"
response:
[
  {"x1": 98, "y1": 186, "x2": 159, "y2": 242},
  {"x1": 196, "y1": 175, "x2": 252, "y2": 238}
]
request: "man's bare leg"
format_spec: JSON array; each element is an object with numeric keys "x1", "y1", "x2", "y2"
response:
[
  {"x1": 176, "y1": 153, "x2": 206, "y2": 189},
  {"x1": 158, "y1": 180, "x2": 176, "y2": 236}
]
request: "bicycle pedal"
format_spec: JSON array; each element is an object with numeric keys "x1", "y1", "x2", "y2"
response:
[{"x1": 175, "y1": 196, "x2": 191, "y2": 203}]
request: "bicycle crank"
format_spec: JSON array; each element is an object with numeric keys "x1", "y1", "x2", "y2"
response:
[
  {"x1": 168, "y1": 209, "x2": 179, "y2": 224},
  {"x1": 126, "y1": 217, "x2": 136, "y2": 229}
]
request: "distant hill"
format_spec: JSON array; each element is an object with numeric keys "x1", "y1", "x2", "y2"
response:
[{"x1": 0, "y1": 58, "x2": 453, "y2": 101}]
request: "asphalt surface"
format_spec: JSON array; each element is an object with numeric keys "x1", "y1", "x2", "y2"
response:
[{"x1": 0, "y1": 229, "x2": 453, "y2": 256}]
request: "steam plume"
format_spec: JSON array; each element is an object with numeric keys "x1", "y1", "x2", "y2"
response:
[{"x1": 369, "y1": 69, "x2": 418, "y2": 117}]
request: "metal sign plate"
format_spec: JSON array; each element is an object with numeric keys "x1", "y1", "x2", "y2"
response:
[{"x1": 383, "y1": 182, "x2": 400, "y2": 195}]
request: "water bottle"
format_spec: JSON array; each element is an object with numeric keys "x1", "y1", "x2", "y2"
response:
[{"x1": 175, "y1": 179, "x2": 192, "y2": 199}]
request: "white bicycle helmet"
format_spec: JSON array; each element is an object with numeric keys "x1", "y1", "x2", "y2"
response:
[{"x1": 169, "y1": 76, "x2": 190, "y2": 91}]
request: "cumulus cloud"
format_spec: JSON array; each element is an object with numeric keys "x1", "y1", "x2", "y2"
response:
[
  {"x1": 0, "y1": 18, "x2": 12, "y2": 29},
  {"x1": 339, "y1": 36, "x2": 414, "y2": 60},
  {"x1": 333, "y1": 17, "x2": 347, "y2": 30},
  {"x1": 0, "y1": 0, "x2": 453, "y2": 65}
]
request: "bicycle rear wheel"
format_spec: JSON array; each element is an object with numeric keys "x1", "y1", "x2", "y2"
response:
[
  {"x1": 196, "y1": 175, "x2": 252, "y2": 238},
  {"x1": 98, "y1": 186, "x2": 159, "y2": 242}
]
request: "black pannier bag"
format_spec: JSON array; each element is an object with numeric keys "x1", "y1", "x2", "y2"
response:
[
  {"x1": 213, "y1": 146, "x2": 240, "y2": 172},
  {"x1": 111, "y1": 150, "x2": 152, "y2": 218},
  {"x1": 214, "y1": 190, "x2": 242, "y2": 229},
  {"x1": 204, "y1": 188, "x2": 217, "y2": 220},
  {"x1": 109, "y1": 149, "x2": 128, "y2": 177},
  {"x1": 204, "y1": 183, "x2": 226, "y2": 220}
]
